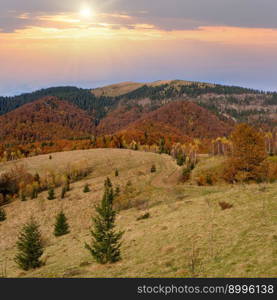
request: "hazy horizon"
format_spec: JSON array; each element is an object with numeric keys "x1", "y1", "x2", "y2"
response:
[
  {"x1": 1, "y1": 78, "x2": 277, "y2": 98},
  {"x1": 1, "y1": 0, "x2": 277, "y2": 96}
]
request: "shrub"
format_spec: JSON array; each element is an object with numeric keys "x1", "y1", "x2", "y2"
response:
[
  {"x1": 219, "y1": 201, "x2": 233, "y2": 210},
  {"x1": 267, "y1": 161, "x2": 277, "y2": 183},
  {"x1": 177, "y1": 154, "x2": 185, "y2": 166},
  {"x1": 83, "y1": 184, "x2": 90, "y2": 193},
  {"x1": 0, "y1": 208, "x2": 6, "y2": 222},
  {"x1": 47, "y1": 187, "x2": 55, "y2": 200},
  {"x1": 0, "y1": 165, "x2": 34, "y2": 204},
  {"x1": 54, "y1": 211, "x2": 70, "y2": 237},
  {"x1": 181, "y1": 166, "x2": 191, "y2": 182},
  {"x1": 15, "y1": 217, "x2": 44, "y2": 270},
  {"x1": 136, "y1": 212, "x2": 150, "y2": 221},
  {"x1": 31, "y1": 184, "x2": 39, "y2": 199},
  {"x1": 20, "y1": 193, "x2": 27, "y2": 202}
]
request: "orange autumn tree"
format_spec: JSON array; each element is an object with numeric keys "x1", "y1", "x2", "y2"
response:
[{"x1": 224, "y1": 123, "x2": 268, "y2": 183}]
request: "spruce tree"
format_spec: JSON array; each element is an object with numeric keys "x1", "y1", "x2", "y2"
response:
[
  {"x1": 47, "y1": 187, "x2": 55, "y2": 200},
  {"x1": 83, "y1": 184, "x2": 90, "y2": 193},
  {"x1": 15, "y1": 217, "x2": 44, "y2": 270},
  {"x1": 0, "y1": 207, "x2": 6, "y2": 222},
  {"x1": 85, "y1": 178, "x2": 124, "y2": 264},
  {"x1": 54, "y1": 211, "x2": 70, "y2": 237}
]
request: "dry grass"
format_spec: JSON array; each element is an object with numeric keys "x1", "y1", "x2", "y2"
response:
[
  {"x1": 91, "y1": 82, "x2": 144, "y2": 97},
  {"x1": 0, "y1": 149, "x2": 276, "y2": 278}
]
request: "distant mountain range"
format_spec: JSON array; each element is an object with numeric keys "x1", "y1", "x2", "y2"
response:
[{"x1": 0, "y1": 80, "x2": 276, "y2": 144}]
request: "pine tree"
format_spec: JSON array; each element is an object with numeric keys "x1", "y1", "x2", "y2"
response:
[
  {"x1": 83, "y1": 184, "x2": 90, "y2": 193},
  {"x1": 47, "y1": 187, "x2": 55, "y2": 200},
  {"x1": 54, "y1": 211, "x2": 70, "y2": 237},
  {"x1": 85, "y1": 178, "x2": 124, "y2": 264},
  {"x1": 15, "y1": 217, "x2": 44, "y2": 270},
  {"x1": 115, "y1": 169, "x2": 119, "y2": 177},
  {"x1": 0, "y1": 208, "x2": 6, "y2": 222}
]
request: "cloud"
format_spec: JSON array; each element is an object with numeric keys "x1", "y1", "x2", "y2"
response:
[{"x1": 1, "y1": 0, "x2": 277, "y2": 33}]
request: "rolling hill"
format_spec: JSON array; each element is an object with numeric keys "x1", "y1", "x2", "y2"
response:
[
  {"x1": 1, "y1": 80, "x2": 276, "y2": 129},
  {"x1": 0, "y1": 149, "x2": 276, "y2": 278},
  {"x1": 0, "y1": 97, "x2": 95, "y2": 143},
  {"x1": 122, "y1": 101, "x2": 233, "y2": 139}
]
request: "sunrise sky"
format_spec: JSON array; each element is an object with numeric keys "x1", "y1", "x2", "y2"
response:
[{"x1": 1, "y1": 0, "x2": 277, "y2": 96}]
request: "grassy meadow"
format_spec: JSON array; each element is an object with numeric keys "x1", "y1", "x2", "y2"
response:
[{"x1": 0, "y1": 149, "x2": 276, "y2": 278}]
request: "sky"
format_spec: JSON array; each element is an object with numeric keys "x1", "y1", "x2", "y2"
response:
[{"x1": 1, "y1": 0, "x2": 277, "y2": 96}]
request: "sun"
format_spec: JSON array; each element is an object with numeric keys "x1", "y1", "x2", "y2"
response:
[{"x1": 79, "y1": 6, "x2": 94, "y2": 18}]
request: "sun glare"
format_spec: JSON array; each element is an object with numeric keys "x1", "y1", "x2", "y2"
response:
[{"x1": 79, "y1": 6, "x2": 94, "y2": 18}]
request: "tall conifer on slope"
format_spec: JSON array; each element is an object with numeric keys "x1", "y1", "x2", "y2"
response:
[
  {"x1": 85, "y1": 178, "x2": 123, "y2": 264},
  {"x1": 15, "y1": 217, "x2": 44, "y2": 270},
  {"x1": 54, "y1": 211, "x2": 70, "y2": 237}
]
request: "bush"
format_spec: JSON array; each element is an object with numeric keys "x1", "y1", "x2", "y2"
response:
[
  {"x1": 136, "y1": 212, "x2": 150, "y2": 221},
  {"x1": 219, "y1": 201, "x2": 233, "y2": 210},
  {"x1": 267, "y1": 161, "x2": 277, "y2": 183},
  {"x1": 177, "y1": 154, "x2": 185, "y2": 166},
  {"x1": 83, "y1": 184, "x2": 90, "y2": 193},
  {"x1": 15, "y1": 217, "x2": 44, "y2": 270},
  {"x1": 47, "y1": 187, "x2": 55, "y2": 200},
  {"x1": 196, "y1": 173, "x2": 215, "y2": 186},
  {"x1": 0, "y1": 165, "x2": 34, "y2": 204},
  {"x1": 0, "y1": 208, "x2": 6, "y2": 222},
  {"x1": 21, "y1": 193, "x2": 27, "y2": 202},
  {"x1": 151, "y1": 164, "x2": 156, "y2": 173},
  {"x1": 181, "y1": 166, "x2": 191, "y2": 182}
]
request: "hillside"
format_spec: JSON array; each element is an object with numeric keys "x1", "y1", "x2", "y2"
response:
[
  {"x1": 0, "y1": 149, "x2": 276, "y2": 278},
  {"x1": 125, "y1": 101, "x2": 233, "y2": 139},
  {"x1": 1, "y1": 80, "x2": 276, "y2": 129},
  {"x1": 0, "y1": 97, "x2": 95, "y2": 143},
  {"x1": 91, "y1": 81, "x2": 144, "y2": 97}
]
